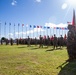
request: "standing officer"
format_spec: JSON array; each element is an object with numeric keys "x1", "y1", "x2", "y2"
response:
[
  {"x1": 39, "y1": 35, "x2": 43, "y2": 48},
  {"x1": 67, "y1": 25, "x2": 76, "y2": 61},
  {"x1": 53, "y1": 34, "x2": 57, "y2": 49},
  {"x1": 59, "y1": 35, "x2": 63, "y2": 48}
]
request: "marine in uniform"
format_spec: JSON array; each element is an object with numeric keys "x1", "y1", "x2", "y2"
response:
[
  {"x1": 67, "y1": 25, "x2": 76, "y2": 61},
  {"x1": 53, "y1": 34, "x2": 58, "y2": 49}
]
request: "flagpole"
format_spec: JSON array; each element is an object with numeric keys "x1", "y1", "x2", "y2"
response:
[
  {"x1": 18, "y1": 23, "x2": 19, "y2": 39},
  {"x1": 4, "y1": 22, "x2": 6, "y2": 39},
  {"x1": 50, "y1": 27, "x2": 51, "y2": 36},
  {"x1": 47, "y1": 27, "x2": 48, "y2": 36},
  {"x1": 14, "y1": 24, "x2": 15, "y2": 39},
  {"x1": 33, "y1": 25, "x2": 34, "y2": 38},
  {"x1": 59, "y1": 27, "x2": 60, "y2": 36},
  {"x1": 61, "y1": 28, "x2": 62, "y2": 36},
  {"x1": 53, "y1": 27, "x2": 54, "y2": 35},
  {"x1": 33, "y1": 25, "x2": 35, "y2": 38},
  {"x1": 37, "y1": 27, "x2": 38, "y2": 38},
  {"x1": 30, "y1": 25, "x2": 31, "y2": 38},
  {"x1": 40, "y1": 26, "x2": 41, "y2": 36},
  {"x1": 22, "y1": 24, "x2": 23, "y2": 39},
  {"x1": 26, "y1": 24, "x2": 28, "y2": 38},
  {"x1": 44, "y1": 26, "x2": 46, "y2": 37},
  {"x1": 9, "y1": 23, "x2": 11, "y2": 40},
  {"x1": 0, "y1": 22, "x2": 1, "y2": 40}
]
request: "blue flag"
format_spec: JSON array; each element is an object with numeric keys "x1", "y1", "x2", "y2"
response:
[
  {"x1": 33, "y1": 25, "x2": 36, "y2": 28},
  {"x1": 30, "y1": 25, "x2": 32, "y2": 28},
  {"x1": 47, "y1": 27, "x2": 50, "y2": 29},
  {"x1": 44, "y1": 26, "x2": 46, "y2": 29}
]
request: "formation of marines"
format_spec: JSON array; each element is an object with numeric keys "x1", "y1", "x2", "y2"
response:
[{"x1": 0, "y1": 34, "x2": 65, "y2": 49}]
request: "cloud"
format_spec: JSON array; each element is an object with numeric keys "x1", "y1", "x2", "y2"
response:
[
  {"x1": 45, "y1": 22, "x2": 68, "y2": 28},
  {"x1": 15, "y1": 28, "x2": 44, "y2": 35},
  {"x1": 14, "y1": 28, "x2": 44, "y2": 39},
  {"x1": 62, "y1": 3, "x2": 67, "y2": 9},
  {"x1": 35, "y1": 0, "x2": 41, "y2": 3},
  {"x1": 11, "y1": 0, "x2": 17, "y2": 6}
]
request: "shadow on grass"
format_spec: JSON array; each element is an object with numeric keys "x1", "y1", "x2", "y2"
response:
[
  {"x1": 31, "y1": 46, "x2": 49, "y2": 50},
  {"x1": 46, "y1": 49, "x2": 54, "y2": 52},
  {"x1": 46, "y1": 47, "x2": 63, "y2": 52},
  {"x1": 57, "y1": 60, "x2": 76, "y2": 75},
  {"x1": 18, "y1": 46, "x2": 26, "y2": 48},
  {"x1": 31, "y1": 47, "x2": 39, "y2": 50}
]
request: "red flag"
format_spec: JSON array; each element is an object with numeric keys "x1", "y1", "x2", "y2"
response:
[
  {"x1": 22, "y1": 24, "x2": 24, "y2": 26},
  {"x1": 61, "y1": 27, "x2": 64, "y2": 30},
  {"x1": 72, "y1": 9, "x2": 75, "y2": 26},
  {"x1": 37, "y1": 26, "x2": 39, "y2": 28}
]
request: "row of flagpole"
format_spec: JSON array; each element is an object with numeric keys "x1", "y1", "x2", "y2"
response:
[{"x1": 0, "y1": 22, "x2": 68, "y2": 39}]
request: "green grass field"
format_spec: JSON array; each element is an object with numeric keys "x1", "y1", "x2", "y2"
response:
[{"x1": 0, "y1": 45, "x2": 76, "y2": 75}]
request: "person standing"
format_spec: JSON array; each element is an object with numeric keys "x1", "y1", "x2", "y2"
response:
[
  {"x1": 53, "y1": 34, "x2": 58, "y2": 49},
  {"x1": 67, "y1": 25, "x2": 76, "y2": 61},
  {"x1": 59, "y1": 35, "x2": 63, "y2": 48},
  {"x1": 39, "y1": 35, "x2": 43, "y2": 48},
  {"x1": 27, "y1": 36, "x2": 30, "y2": 47}
]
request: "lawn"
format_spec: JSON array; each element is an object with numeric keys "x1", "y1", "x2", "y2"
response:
[{"x1": 0, "y1": 45, "x2": 76, "y2": 75}]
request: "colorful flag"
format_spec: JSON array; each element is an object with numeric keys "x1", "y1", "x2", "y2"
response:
[{"x1": 67, "y1": 22, "x2": 72, "y2": 25}]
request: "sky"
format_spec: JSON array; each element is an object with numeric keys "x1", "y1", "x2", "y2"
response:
[{"x1": 0, "y1": 0, "x2": 76, "y2": 39}]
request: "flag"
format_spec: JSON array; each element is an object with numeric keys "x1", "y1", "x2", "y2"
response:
[
  {"x1": 9, "y1": 23, "x2": 11, "y2": 25},
  {"x1": 61, "y1": 27, "x2": 64, "y2": 30},
  {"x1": 5, "y1": 22, "x2": 6, "y2": 25},
  {"x1": 59, "y1": 27, "x2": 62, "y2": 29},
  {"x1": 22, "y1": 24, "x2": 24, "y2": 27},
  {"x1": 33, "y1": 25, "x2": 36, "y2": 28},
  {"x1": 40, "y1": 26, "x2": 42, "y2": 28},
  {"x1": 67, "y1": 22, "x2": 72, "y2": 25},
  {"x1": 37, "y1": 26, "x2": 39, "y2": 28},
  {"x1": 44, "y1": 26, "x2": 46, "y2": 29},
  {"x1": 18, "y1": 23, "x2": 20, "y2": 26},
  {"x1": 64, "y1": 27, "x2": 68, "y2": 30},
  {"x1": 30, "y1": 25, "x2": 32, "y2": 28},
  {"x1": 56, "y1": 27, "x2": 59, "y2": 29},
  {"x1": 72, "y1": 9, "x2": 75, "y2": 26},
  {"x1": 47, "y1": 27, "x2": 50, "y2": 29}
]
